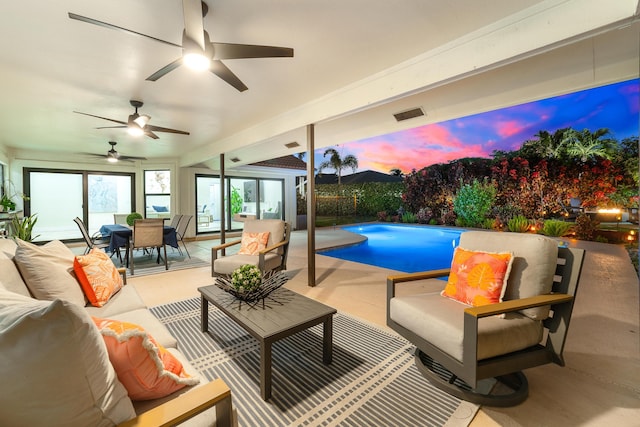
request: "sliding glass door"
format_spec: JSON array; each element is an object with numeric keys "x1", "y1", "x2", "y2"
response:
[
  {"x1": 25, "y1": 168, "x2": 134, "y2": 241},
  {"x1": 195, "y1": 175, "x2": 284, "y2": 234}
]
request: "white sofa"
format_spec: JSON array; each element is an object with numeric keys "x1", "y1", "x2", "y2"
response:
[{"x1": 0, "y1": 238, "x2": 234, "y2": 427}]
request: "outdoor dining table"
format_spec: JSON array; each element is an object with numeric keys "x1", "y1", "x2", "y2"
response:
[{"x1": 99, "y1": 223, "x2": 179, "y2": 257}]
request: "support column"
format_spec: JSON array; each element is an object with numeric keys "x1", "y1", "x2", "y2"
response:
[
  {"x1": 306, "y1": 124, "x2": 316, "y2": 286},
  {"x1": 220, "y1": 153, "x2": 226, "y2": 255}
]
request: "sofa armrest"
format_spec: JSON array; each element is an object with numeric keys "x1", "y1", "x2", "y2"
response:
[
  {"x1": 258, "y1": 239, "x2": 288, "y2": 255},
  {"x1": 464, "y1": 293, "x2": 574, "y2": 319},
  {"x1": 118, "y1": 267, "x2": 127, "y2": 285},
  {"x1": 386, "y1": 269, "x2": 450, "y2": 299},
  {"x1": 117, "y1": 378, "x2": 233, "y2": 427},
  {"x1": 211, "y1": 240, "x2": 242, "y2": 262}
]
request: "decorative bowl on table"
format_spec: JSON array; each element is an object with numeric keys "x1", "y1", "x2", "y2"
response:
[{"x1": 215, "y1": 264, "x2": 288, "y2": 304}]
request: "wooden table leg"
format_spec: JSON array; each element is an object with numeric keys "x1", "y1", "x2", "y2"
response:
[
  {"x1": 323, "y1": 315, "x2": 333, "y2": 365},
  {"x1": 260, "y1": 340, "x2": 272, "y2": 400},
  {"x1": 201, "y1": 296, "x2": 209, "y2": 333}
]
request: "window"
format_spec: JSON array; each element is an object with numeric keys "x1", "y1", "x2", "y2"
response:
[{"x1": 144, "y1": 170, "x2": 171, "y2": 219}]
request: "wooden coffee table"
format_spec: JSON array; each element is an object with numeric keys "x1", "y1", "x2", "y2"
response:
[{"x1": 198, "y1": 285, "x2": 337, "y2": 400}]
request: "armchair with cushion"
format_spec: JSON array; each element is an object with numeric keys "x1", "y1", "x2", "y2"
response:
[
  {"x1": 387, "y1": 231, "x2": 585, "y2": 406},
  {"x1": 211, "y1": 219, "x2": 290, "y2": 278}
]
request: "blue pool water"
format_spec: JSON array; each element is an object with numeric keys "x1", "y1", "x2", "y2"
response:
[{"x1": 319, "y1": 224, "x2": 464, "y2": 273}]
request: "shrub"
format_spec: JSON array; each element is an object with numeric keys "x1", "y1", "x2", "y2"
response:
[
  {"x1": 416, "y1": 207, "x2": 433, "y2": 224},
  {"x1": 402, "y1": 212, "x2": 416, "y2": 223},
  {"x1": 481, "y1": 218, "x2": 498, "y2": 230},
  {"x1": 574, "y1": 214, "x2": 600, "y2": 241},
  {"x1": 126, "y1": 212, "x2": 143, "y2": 226},
  {"x1": 453, "y1": 179, "x2": 496, "y2": 228},
  {"x1": 507, "y1": 215, "x2": 530, "y2": 233},
  {"x1": 540, "y1": 219, "x2": 573, "y2": 237}
]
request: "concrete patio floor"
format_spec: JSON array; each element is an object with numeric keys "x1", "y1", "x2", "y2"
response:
[{"x1": 129, "y1": 226, "x2": 640, "y2": 426}]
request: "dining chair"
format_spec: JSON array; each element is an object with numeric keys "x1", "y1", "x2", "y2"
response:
[
  {"x1": 73, "y1": 217, "x2": 110, "y2": 255},
  {"x1": 113, "y1": 213, "x2": 129, "y2": 225},
  {"x1": 175, "y1": 214, "x2": 193, "y2": 258},
  {"x1": 129, "y1": 218, "x2": 167, "y2": 275},
  {"x1": 169, "y1": 214, "x2": 183, "y2": 230}
]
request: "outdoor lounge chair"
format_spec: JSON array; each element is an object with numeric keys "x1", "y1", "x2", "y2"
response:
[
  {"x1": 211, "y1": 219, "x2": 290, "y2": 278},
  {"x1": 387, "y1": 230, "x2": 585, "y2": 406}
]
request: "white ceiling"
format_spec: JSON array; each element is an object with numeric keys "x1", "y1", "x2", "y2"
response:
[{"x1": 0, "y1": 0, "x2": 638, "y2": 170}]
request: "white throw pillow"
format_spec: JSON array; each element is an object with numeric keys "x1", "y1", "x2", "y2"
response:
[
  {"x1": 13, "y1": 239, "x2": 86, "y2": 306},
  {"x1": 0, "y1": 290, "x2": 135, "y2": 426}
]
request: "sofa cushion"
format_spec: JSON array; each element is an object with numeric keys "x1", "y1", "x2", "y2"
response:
[
  {"x1": 0, "y1": 290, "x2": 135, "y2": 426},
  {"x1": 13, "y1": 239, "x2": 86, "y2": 306},
  {"x1": 458, "y1": 231, "x2": 559, "y2": 320},
  {"x1": 213, "y1": 253, "x2": 282, "y2": 275},
  {"x1": 84, "y1": 284, "x2": 147, "y2": 317},
  {"x1": 238, "y1": 231, "x2": 269, "y2": 255},
  {"x1": 390, "y1": 289, "x2": 543, "y2": 362},
  {"x1": 0, "y1": 237, "x2": 17, "y2": 256},
  {"x1": 74, "y1": 248, "x2": 124, "y2": 307},
  {"x1": 93, "y1": 317, "x2": 199, "y2": 401},
  {"x1": 107, "y1": 308, "x2": 179, "y2": 349},
  {"x1": 442, "y1": 247, "x2": 513, "y2": 307},
  {"x1": 243, "y1": 219, "x2": 285, "y2": 251},
  {"x1": 0, "y1": 250, "x2": 31, "y2": 297}
]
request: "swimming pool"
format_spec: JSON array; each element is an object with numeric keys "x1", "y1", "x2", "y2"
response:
[{"x1": 319, "y1": 224, "x2": 464, "y2": 273}]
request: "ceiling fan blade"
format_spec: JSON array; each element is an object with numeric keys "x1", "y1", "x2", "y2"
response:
[
  {"x1": 211, "y1": 43, "x2": 294, "y2": 60},
  {"x1": 145, "y1": 124, "x2": 190, "y2": 135},
  {"x1": 74, "y1": 111, "x2": 127, "y2": 125},
  {"x1": 68, "y1": 13, "x2": 181, "y2": 49},
  {"x1": 120, "y1": 155, "x2": 148, "y2": 161},
  {"x1": 182, "y1": 0, "x2": 206, "y2": 50},
  {"x1": 96, "y1": 126, "x2": 127, "y2": 129},
  {"x1": 210, "y1": 60, "x2": 248, "y2": 92},
  {"x1": 146, "y1": 58, "x2": 183, "y2": 81},
  {"x1": 145, "y1": 130, "x2": 160, "y2": 139}
]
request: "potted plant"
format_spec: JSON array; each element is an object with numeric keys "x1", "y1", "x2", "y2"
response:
[
  {"x1": 10, "y1": 214, "x2": 39, "y2": 242},
  {"x1": 0, "y1": 194, "x2": 15, "y2": 212}
]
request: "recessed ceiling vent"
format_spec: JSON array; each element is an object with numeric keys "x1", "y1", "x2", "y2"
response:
[
  {"x1": 230, "y1": 157, "x2": 240, "y2": 163},
  {"x1": 393, "y1": 107, "x2": 425, "y2": 122},
  {"x1": 285, "y1": 141, "x2": 300, "y2": 148}
]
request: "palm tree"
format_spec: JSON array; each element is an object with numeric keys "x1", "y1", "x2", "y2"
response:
[
  {"x1": 562, "y1": 128, "x2": 614, "y2": 162},
  {"x1": 318, "y1": 147, "x2": 358, "y2": 185}
]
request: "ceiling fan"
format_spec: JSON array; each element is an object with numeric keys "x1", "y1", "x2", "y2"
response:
[
  {"x1": 68, "y1": 0, "x2": 294, "y2": 92},
  {"x1": 74, "y1": 100, "x2": 189, "y2": 140},
  {"x1": 84, "y1": 141, "x2": 148, "y2": 163}
]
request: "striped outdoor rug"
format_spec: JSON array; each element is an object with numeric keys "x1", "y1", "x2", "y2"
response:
[
  {"x1": 126, "y1": 252, "x2": 209, "y2": 276},
  {"x1": 150, "y1": 297, "x2": 479, "y2": 426}
]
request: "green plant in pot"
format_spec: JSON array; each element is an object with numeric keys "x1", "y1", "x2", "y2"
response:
[
  {"x1": 0, "y1": 194, "x2": 16, "y2": 212},
  {"x1": 11, "y1": 214, "x2": 39, "y2": 242},
  {"x1": 126, "y1": 212, "x2": 143, "y2": 226}
]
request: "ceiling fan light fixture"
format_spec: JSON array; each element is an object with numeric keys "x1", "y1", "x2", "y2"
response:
[
  {"x1": 127, "y1": 124, "x2": 145, "y2": 137},
  {"x1": 183, "y1": 52, "x2": 210, "y2": 71},
  {"x1": 133, "y1": 114, "x2": 150, "y2": 128},
  {"x1": 107, "y1": 156, "x2": 118, "y2": 163}
]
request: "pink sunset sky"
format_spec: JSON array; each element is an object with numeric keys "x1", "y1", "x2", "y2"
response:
[{"x1": 315, "y1": 79, "x2": 639, "y2": 175}]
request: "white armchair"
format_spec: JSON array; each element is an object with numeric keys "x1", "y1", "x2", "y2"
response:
[{"x1": 211, "y1": 219, "x2": 290, "y2": 278}]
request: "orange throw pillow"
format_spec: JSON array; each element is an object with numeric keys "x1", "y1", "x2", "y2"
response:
[
  {"x1": 442, "y1": 247, "x2": 514, "y2": 307},
  {"x1": 238, "y1": 231, "x2": 270, "y2": 255},
  {"x1": 74, "y1": 249, "x2": 123, "y2": 307},
  {"x1": 92, "y1": 317, "x2": 198, "y2": 401}
]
